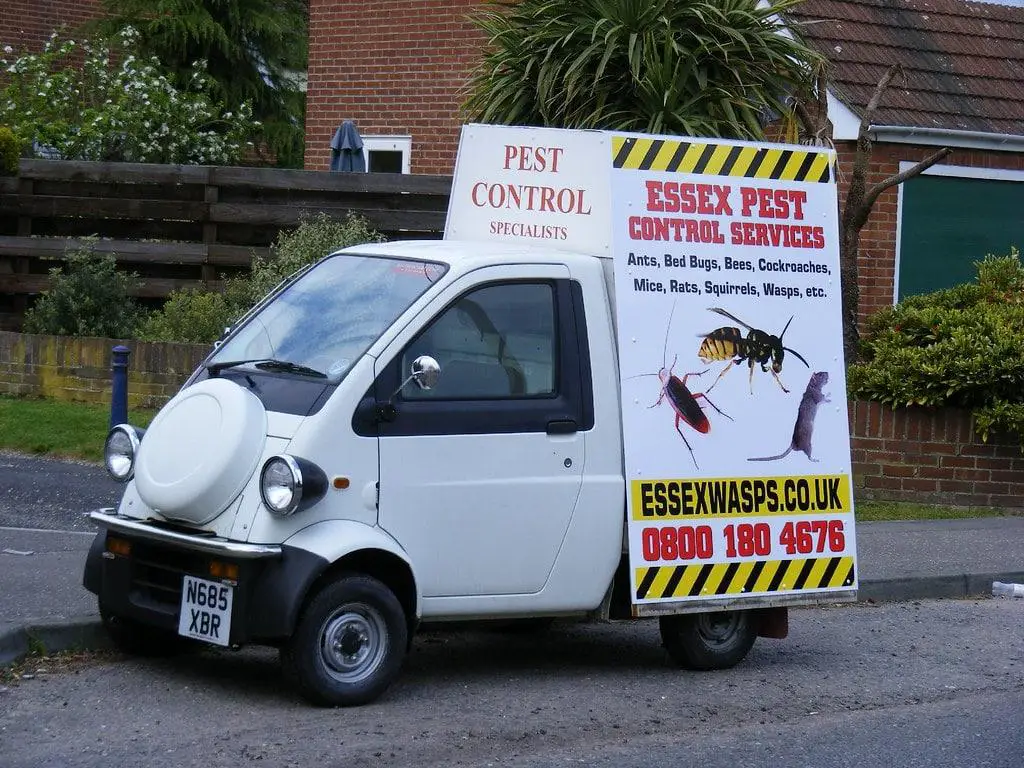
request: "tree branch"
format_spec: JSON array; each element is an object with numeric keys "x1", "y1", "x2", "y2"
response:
[
  {"x1": 863, "y1": 63, "x2": 903, "y2": 122},
  {"x1": 861, "y1": 146, "x2": 952, "y2": 210}
]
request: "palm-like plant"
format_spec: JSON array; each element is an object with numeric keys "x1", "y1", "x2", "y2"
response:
[{"x1": 463, "y1": 0, "x2": 824, "y2": 139}]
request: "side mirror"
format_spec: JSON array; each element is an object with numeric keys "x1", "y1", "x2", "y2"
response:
[
  {"x1": 410, "y1": 355, "x2": 440, "y2": 390},
  {"x1": 387, "y1": 355, "x2": 442, "y2": 403}
]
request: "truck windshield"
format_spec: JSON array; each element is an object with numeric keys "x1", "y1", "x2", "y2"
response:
[{"x1": 208, "y1": 253, "x2": 447, "y2": 382}]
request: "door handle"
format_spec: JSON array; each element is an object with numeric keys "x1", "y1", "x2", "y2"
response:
[{"x1": 546, "y1": 419, "x2": 578, "y2": 435}]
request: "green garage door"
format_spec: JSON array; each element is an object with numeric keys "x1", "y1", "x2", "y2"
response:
[{"x1": 898, "y1": 173, "x2": 1024, "y2": 300}]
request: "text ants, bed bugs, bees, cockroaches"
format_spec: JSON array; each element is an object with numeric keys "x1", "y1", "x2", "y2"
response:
[
  {"x1": 698, "y1": 307, "x2": 809, "y2": 394},
  {"x1": 629, "y1": 303, "x2": 731, "y2": 468}
]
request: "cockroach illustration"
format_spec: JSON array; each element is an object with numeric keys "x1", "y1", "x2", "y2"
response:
[{"x1": 630, "y1": 303, "x2": 731, "y2": 468}]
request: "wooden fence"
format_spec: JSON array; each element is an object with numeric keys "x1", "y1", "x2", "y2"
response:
[{"x1": 0, "y1": 160, "x2": 452, "y2": 329}]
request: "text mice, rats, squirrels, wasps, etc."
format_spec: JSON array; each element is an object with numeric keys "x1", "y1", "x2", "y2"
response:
[{"x1": 748, "y1": 371, "x2": 830, "y2": 462}]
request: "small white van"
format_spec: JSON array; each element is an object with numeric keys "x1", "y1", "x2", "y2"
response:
[{"x1": 84, "y1": 126, "x2": 857, "y2": 706}]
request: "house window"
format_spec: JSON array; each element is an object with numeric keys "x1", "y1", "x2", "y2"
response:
[
  {"x1": 362, "y1": 136, "x2": 412, "y2": 174},
  {"x1": 896, "y1": 164, "x2": 1024, "y2": 300}
]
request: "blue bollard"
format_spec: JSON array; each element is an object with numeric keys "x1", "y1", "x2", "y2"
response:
[{"x1": 110, "y1": 345, "x2": 131, "y2": 430}]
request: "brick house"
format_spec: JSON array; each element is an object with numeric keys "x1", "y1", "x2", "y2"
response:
[
  {"x1": 0, "y1": 0, "x2": 100, "y2": 52},
  {"x1": 306, "y1": 0, "x2": 1024, "y2": 323}
]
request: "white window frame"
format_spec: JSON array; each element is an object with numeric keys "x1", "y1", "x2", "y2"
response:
[{"x1": 362, "y1": 135, "x2": 412, "y2": 174}]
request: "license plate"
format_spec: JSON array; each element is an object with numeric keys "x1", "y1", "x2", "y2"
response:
[{"x1": 178, "y1": 575, "x2": 233, "y2": 647}]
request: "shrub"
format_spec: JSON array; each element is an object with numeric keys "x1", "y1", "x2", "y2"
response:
[
  {"x1": 139, "y1": 213, "x2": 384, "y2": 344},
  {"x1": 136, "y1": 288, "x2": 233, "y2": 344},
  {"x1": 22, "y1": 242, "x2": 143, "y2": 338},
  {"x1": 0, "y1": 29, "x2": 255, "y2": 164},
  {"x1": 0, "y1": 125, "x2": 23, "y2": 174},
  {"x1": 231, "y1": 212, "x2": 386, "y2": 312},
  {"x1": 847, "y1": 249, "x2": 1024, "y2": 442}
]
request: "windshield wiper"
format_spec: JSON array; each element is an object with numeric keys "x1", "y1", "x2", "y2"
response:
[{"x1": 206, "y1": 358, "x2": 327, "y2": 379}]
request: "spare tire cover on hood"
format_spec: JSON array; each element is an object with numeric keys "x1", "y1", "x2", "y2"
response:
[{"x1": 135, "y1": 377, "x2": 268, "y2": 525}]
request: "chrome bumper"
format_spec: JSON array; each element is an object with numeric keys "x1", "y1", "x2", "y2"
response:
[{"x1": 88, "y1": 508, "x2": 281, "y2": 560}]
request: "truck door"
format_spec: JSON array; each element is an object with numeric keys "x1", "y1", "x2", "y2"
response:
[{"x1": 374, "y1": 266, "x2": 590, "y2": 598}]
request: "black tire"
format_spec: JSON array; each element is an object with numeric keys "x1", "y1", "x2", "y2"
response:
[
  {"x1": 659, "y1": 610, "x2": 757, "y2": 670},
  {"x1": 99, "y1": 601, "x2": 193, "y2": 657},
  {"x1": 283, "y1": 574, "x2": 408, "y2": 707}
]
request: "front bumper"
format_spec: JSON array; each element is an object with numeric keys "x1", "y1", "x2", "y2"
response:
[{"x1": 83, "y1": 508, "x2": 327, "y2": 646}]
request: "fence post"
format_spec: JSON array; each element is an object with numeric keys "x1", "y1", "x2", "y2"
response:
[{"x1": 110, "y1": 345, "x2": 131, "y2": 429}]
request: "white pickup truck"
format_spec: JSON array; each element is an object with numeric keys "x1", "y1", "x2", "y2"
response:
[{"x1": 84, "y1": 125, "x2": 857, "y2": 707}]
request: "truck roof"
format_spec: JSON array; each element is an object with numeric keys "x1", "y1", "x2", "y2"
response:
[{"x1": 336, "y1": 239, "x2": 603, "y2": 269}]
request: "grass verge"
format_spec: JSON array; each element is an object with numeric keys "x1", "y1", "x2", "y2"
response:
[
  {"x1": 0, "y1": 395, "x2": 157, "y2": 464},
  {"x1": 855, "y1": 500, "x2": 1016, "y2": 521}
]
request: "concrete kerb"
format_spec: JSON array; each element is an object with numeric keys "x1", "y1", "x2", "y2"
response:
[
  {"x1": 0, "y1": 616, "x2": 110, "y2": 667},
  {"x1": 860, "y1": 571, "x2": 1024, "y2": 602},
  {"x1": 3, "y1": 572, "x2": 1023, "y2": 668}
]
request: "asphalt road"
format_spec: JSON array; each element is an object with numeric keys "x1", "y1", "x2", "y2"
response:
[
  {"x1": 1, "y1": 598, "x2": 1021, "y2": 767},
  {"x1": 0, "y1": 452, "x2": 123, "y2": 532}
]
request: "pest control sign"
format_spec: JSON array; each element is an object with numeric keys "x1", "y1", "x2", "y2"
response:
[
  {"x1": 610, "y1": 133, "x2": 857, "y2": 609},
  {"x1": 446, "y1": 124, "x2": 857, "y2": 611},
  {"x1": 445, "y1": 124, "x2": 612, "y2": 255}
]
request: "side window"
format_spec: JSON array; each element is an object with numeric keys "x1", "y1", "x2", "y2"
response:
[{"x1": 401, "y1": 283, "x2": 557, "y2": 400}]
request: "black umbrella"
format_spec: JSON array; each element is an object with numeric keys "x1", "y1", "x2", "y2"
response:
[{"x1": 329, "y1": 120, "x2": 367, "y2": 172}]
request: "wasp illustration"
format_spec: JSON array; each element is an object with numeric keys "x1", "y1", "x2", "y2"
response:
[
  {"x1": 631, "y1": 304, "x2": 731, "y2": 468},
  {"x1": 698, "y1": 307, "x2": 809, "y2": 394}
]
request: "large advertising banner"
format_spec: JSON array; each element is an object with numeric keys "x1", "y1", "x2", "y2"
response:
[{"x1": 609, "y1": 133, "x2": 858, "y2": 607}]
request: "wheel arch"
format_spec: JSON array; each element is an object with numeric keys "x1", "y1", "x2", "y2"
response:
[{"x1": 284, "y1": 520, "x2": 421, "y2": 633}]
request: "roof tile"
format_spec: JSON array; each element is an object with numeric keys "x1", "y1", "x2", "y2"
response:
[{"x1": 789, "y1": 0, "x2": 1024, "y2": 135}]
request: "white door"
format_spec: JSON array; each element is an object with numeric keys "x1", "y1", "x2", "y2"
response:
[{"x1": 375, "y1": 267, "x2": 590, "y2": 597}]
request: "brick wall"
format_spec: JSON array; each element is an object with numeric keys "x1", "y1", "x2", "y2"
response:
[
  {"x1": 849, "y1": 400, "x2": 1024, "y2": 509},
  {"x1": 1, "y1": 0, "x2": 101, "y2": 51},
  {"x1": 0, "y1": 331, "x2": 207, "y2": 409},
  {"x1": 305, "y1": 0, "x2": 484, "y2": 174}
]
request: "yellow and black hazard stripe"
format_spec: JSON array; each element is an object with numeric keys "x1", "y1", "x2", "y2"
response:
[
  {"x1": 635, "y1": 556, "x2": 855, "y2": 600},
  {"x1": 611, "y1": 136, "x2": 832, "y2": 183}
]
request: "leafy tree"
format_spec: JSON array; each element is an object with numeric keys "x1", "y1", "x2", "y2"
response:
[
  {"x1": 463, "y1": 0, "x2": 824, "y2": 138},
  {"x1": 0, "y1": 29, "x2": 254, "y2": 164},
  {"x1": 23, "y1": 243, "x2": 144, "y2": 338},
  {"x1": 94, "y1": 0, "x2": 307, "y2": 167}
]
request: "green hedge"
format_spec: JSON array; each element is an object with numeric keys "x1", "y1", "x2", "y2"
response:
[{"x1": 848, "y1": 250, "x2": 1024, "y2": 443}]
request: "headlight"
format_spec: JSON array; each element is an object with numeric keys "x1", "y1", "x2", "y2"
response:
[
  {"x1": 259, "y1": 455, "x2": 327, "y2": 517},
  {"x1": 104, "y1": 424, "x2": 144, "y2": 482}
]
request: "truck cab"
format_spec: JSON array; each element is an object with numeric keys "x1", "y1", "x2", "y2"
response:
[{"x1": 85, "y1": 240, "x2": 639, "y2": 706}]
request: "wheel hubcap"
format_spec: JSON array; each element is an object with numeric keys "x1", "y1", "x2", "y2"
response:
[
  {"x1": 697, "y1": 611, "x2": 741, "y2": 647},
  {"x1": 319, "y1": 602, "x2": 387, "y2": 683}
]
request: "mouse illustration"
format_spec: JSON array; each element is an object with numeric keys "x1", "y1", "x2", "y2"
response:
[{"x1": 748, "y1": 371, "x2": 830, "y2": 462}]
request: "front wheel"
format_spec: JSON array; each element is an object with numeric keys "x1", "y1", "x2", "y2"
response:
[
  {"x1": 283, "y1": 574, "x2": 408, "y2": 707},
  {"x1": 659, "y1": 610, "x2": 757, "y2": 670}
]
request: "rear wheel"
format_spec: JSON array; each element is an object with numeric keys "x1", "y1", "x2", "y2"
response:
[
  {"x1": 283, "y1": 574, "x2": 407, "y2": 707},
  {"x1": 659, "y1": 610, "x2": 757, "y2": 670}
]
